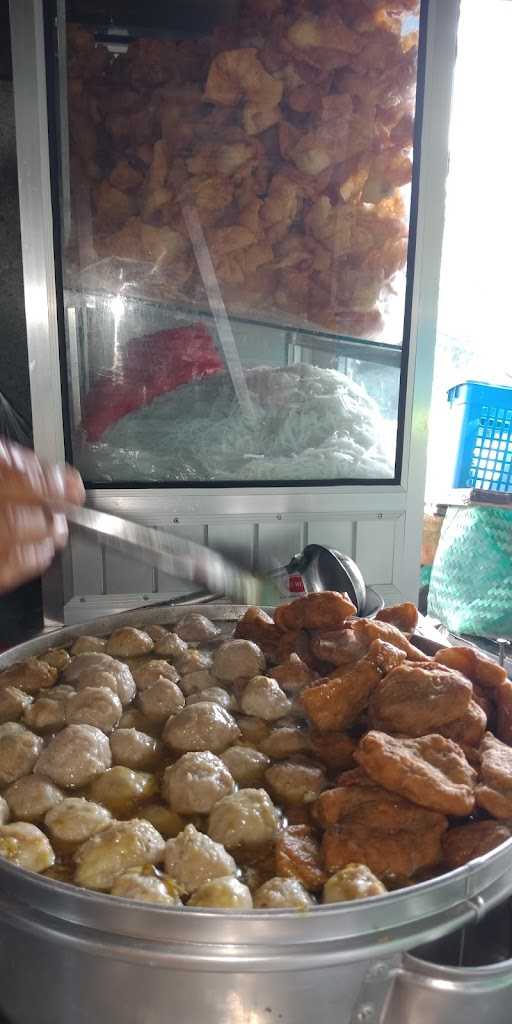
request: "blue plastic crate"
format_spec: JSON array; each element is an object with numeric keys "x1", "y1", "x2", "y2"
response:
[{"x1": 447, "y1": 381, "x2": 512, "y2": 491}]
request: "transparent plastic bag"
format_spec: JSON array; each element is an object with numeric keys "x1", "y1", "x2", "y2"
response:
[{"x1": 0, "y1": 392, "x2": 31, "y2": 448}]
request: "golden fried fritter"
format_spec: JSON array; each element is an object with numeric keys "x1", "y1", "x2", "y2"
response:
[
  {"x1": 275, "y1": 824, "x2": 326, "y2": 892},
  {"x1": 375, "y1": 602, "x2": 418, "y2": 634},
  {"x1": 308, "y1": 731, "x2": 356, "y2": 772},
  {"x1": 442, "y1": 819, "x2": 512, "y2": 870},
  {"x1": 352, "y1": 618, "x2": 425, "y2": 661},
  {"x1": 322, "y1": 821, "x2": 444, "y2": 881},
  {"x1": 476, "y1": 732, "x2": 512, "y2": 819},
  {"x1": 274, "y1": 592, "x2": 357, "y2": 632},
  {"x1": 368, "y1": 663, "x2": 473, "y2": 737},
  {"x1": 271, "y1": 654, "x2": 316, "y2": 694},
  {"x1": 315, "y1": 777, "x2": 448, "y2": 834},
  {"x1": 438, "y1": 700, "x2": 487, "y2": 749},
  {"x1": 234, "y1": 607, "x2": 280, "y2": 657},
  {"x1": 204, "y1": 48, "x2": 283, "y2": 108},
  {"x1": 309, "y1": 628, "x2": 367, "y2": 668}
]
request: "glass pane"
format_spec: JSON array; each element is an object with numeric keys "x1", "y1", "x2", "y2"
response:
[{"x1": 59, "y1": 0, "x2": 422, "y2": 486}]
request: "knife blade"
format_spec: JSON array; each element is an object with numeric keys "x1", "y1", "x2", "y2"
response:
[{"x1": 58, "y1": 503, "x2": 281, "y2": 607}]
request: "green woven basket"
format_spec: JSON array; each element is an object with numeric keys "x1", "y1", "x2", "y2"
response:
[{"x1": 428, "y1": 506, "x2": 512, "y2": 637}]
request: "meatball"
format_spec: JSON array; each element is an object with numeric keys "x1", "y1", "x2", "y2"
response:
[
  {"x1": 45, "y1": 685, "x2": 76, "y2": 702},
  {"x1": 261, "y1": 726, "x2": 311, "y2": 760},
  {"x1": 35, "y1": 724, "x2": 111, "y2": 789},
  {"x1": 265, "y1": 761, "x2": 326, "y2": 805},
  {"x1": 154, "y1": 633, "x2": 188, "y2": 660},
  {"x1": 177, "y1": 649, "x2": 212, "y2": 677},
  {"x1": 5, "y1": 775, "x2": 63, "y2": 824},
  {"x1": 106, "y1": 627, "x2": 154, "y2": 658},
  {"x1": 0, "y1": 722, "x2": 43, "y2": 786},
  {"x1": 186, "y1": 687, "x2": 235, "y2": 711},
  {"x1": 240, "y1": 676, "x2": 291, "y2": 722},
  {"x1": 145, "y1": 625, "x2": 169, "y2": 642},
  {"x1": 138, "y1": 678, "x2": 185, "y2": 724},
  {"x1": 0, "y1": 658, "x2": 57, "y2": 694},
  {"x1": 236, "y1": 715, "x2": 271, "y2": 746},
  {"x1": 110, "y1": 728, "x2": 163, "y2": 770},
  {"x1": 163, "y1": 702, "x2": 239, "y2": 755},
  {"x1": 131, "y1": 660, "x2": 180, "y2": 691},
  {"x1": 39, "y1": 648, "x2": 71, "y2": 671},
  {"x1": 189, "y1": 876, "x2": 253, "y2": 909},
  {"x1": 23, "y1": 697, "x2": 67, "y2": 734},
  {"x1": 118, "y1": 708, "x2": 160, "y2": 737},
  {"x1": 221, "y1": 746, "x2": 270, "y2": 787},
  {"x1": 254, "y1": 877, "x2": 314, "y2": 910},
  {"x1": 323, "y1": 864, "x2": 387, "y2": 903},
  {"x1": 64, "y1": 654, "x2": 136, "y2": 705},
  {"x1": 74, "y1": 819, "x2": 165, "y2": 891},
  {"x1": 175, "y1": 614, "x2": 220, "y2": 644},
  {"x1": 164, "y1": 824, "x2": 236, "y2": 894},
  {"x1": 71, "y1": 636, "x2": 106, "y2": 655},
  {"x1": 163, "y1": 751, "x2": 236, "y2": 816},
  {"x1": 89, "y1": 766, "x2": 157, "y2": 816},
  {"x1": 0, "y1": 686, "x2": 32, "y2": 724},
  {"x1": 65, "y1": 687, "x2": 122, "y2": 734},
  {"x1": 111, "y1": 867, "x2": 181, "y2": 905},
  {"x1": 208, "y1": 789, "x2": 281, "y2": 849},
  {"x1": 0, "y1": 822, "x2": 55, "y2": 873},
  {"x1": 0, "y1": 795, "x2": 9, "y2": 825},
  {"x1": 138, "y1": 803, "x2": 185, "y2": 840},
  {"x1": 213, "y1": 640, "x2": 265, "y2": 682},
  {"x1": 179, "y1": 669, "x2": 216, "y2": 697},
  {"x1": 45, "y1": 797, "x2": 111, "y2": 848}
]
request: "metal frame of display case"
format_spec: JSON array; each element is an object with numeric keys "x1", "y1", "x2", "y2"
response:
[{"x1": 10, "y1": 0, "x2": 460, "y2": 621}]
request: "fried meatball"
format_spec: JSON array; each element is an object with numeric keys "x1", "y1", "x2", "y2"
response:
[
  {"x1": 111, "y1": 867, "x2": 181, "y2": 905},
  {"x1": 189, "y1": 876, "x2": 253, "y2": 909},
  {"x1": 163, "y1": 702, "x2": 240, "y2": 755},
  {"x1": 23, "y1": 696, "x2": 67, "y2": 734},
  {"x1": 213, "y1": 640, "x2": 265, "y2": 682},
  {"x1": 154, "y1": 632, "x2": 188, "y2": 659},
  {"x1": 138, "y1": 678, "x2": 185, "y2": 724},
  {"x1": 64, "y1": 653, "x2": 136, "y2": 705},
  {"x1": 265, "y1": 760, "x2": 326, "y2": 805},
  {"x1": 208, "y1": 788, "x2": 281, "y2": 848},
  {"x1": 240, "y1": 675, "x2": 291, "y2": 721},
  {"x1": 221, "y1": 745, "x2": 270, "y2": 787},
  {"x1": 118, "y1": 708, "x2": 160, "y2": 736},
  {"x1": 110, "y1": 728, "x2": 163, "y2": 770},
  {"x1": 186, "y1": 686, "x2": 235, "y2": 711},
  {"x1": 35, "y1": 724, "x2": 111, "y2": 789},
  {"x1": 145, "y1": 625, "x2": 169, "y2": 643},
  {"x1": 89, "y1": 766, "x2": 158, "y2": 816},
  {"x1": 0, "y1": 658, "x2": 57, "y2": 694},
  {"x1": 65, "y1": 686, "x2": 122, "y2": 734},
  {"x1": 163, "y1": 751, "x2": 235, "y2": 815},
  {"x1": 323, "y1": 864, "x2": 387, "y2": 903},
  {"x1": 179, "y1": 669, "x2": 216, "y2": 696},
  {"x1": 175, "y1": 613, "x2": 221, "y2": 644},
  {"x1": 39, "y1": 648, "x2": 72, "y2": 671},
  {"x1": 0, "y1": 722, "x2": 43, "y2": 786},
  {"x1": 74, "y1": 819, "x2": 165, "y2": 891},
  {"x1": 0, "y1": 686, "x2": 32, "y2": 724},
  {"x1": 261, "y1": 726, "x2": 311, "y2": 760},
  {"x1": 4, "y1": 775, "x2": 63, "y2": 824},
  {"x1": 138, "y1": 803, "x2": 185, "y2": 839},
  {"x1": 254, "y1": 877, "x2": 314, "y2": 909},
  {"x1": 164, "y1": 823, "x2": 236, "y2": 894},
  {"x1": 0, "y1": 822, "x2": 55, "y2": 873},
  {"x1": 45, "y1": 797, "x2": 112, "y2": 848},
  {"x1": 131, "y1": 659, "x2": 180, "y2": 691},
  {"x1": 0, "y1": 795, "x2": 9, "y2": 825},
  {"x1": 71, "y1": 636, "x2": 106, "y2": 655},
  {"x1": 106, "y1": 627, "x2": 154, "y2": 658},
  {"x1": 177, "y1": 649, "x2": 213, "y2": 677},
  {"x1": 46, "y1": 684, "x2": 76, "y2": 702}
]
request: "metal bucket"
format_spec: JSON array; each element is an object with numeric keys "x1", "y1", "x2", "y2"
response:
[{"x1": 1, "y1": 606, "x2": 511, "y2": 1024}]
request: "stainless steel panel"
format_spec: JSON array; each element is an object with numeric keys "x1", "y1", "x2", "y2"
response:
[
  {"x1": 103, "y1": 548, "x2": 155, "y2": 596},
  {"x1": 257, "y1": 521, "x2": 304, "y2": 573},
  {"x1": 70, "y1": 530, "x2": 104, "y2": 595},
  {"x1": 307, "y1": 519, "x2": 354, "y2": 557},
  {"x1": 208, "y1": 523, "x2": 255, "y2": 571},
  {"x1": 156, "y1": 524, "x2": 207, "y2": 592},
  {"x1": 356, "y1": 519, "x2": 397, "y2": 586}
]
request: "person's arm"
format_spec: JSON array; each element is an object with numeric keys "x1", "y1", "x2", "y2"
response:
[{"x1": 0, "y1": 439, "x2": 84, "y2": 594}]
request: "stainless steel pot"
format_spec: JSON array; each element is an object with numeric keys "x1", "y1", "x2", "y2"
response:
[{"x1": 1, "y1": 605, "x2": 512, "y2": 1024}]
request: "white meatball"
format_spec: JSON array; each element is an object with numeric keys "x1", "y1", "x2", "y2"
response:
[
  {"x1": 106, "y1": 627, "x2": 154, "y2": 658},
  {"x1": 240, "y1": 676, "x2": 291, "y2": 722},
  {"x1": 175, "y1": 614, "x2": 220, "y2": 644},
  {"x1": 322, "y1": 864, "x2": 387, "y2": 903},
  {"x1": 35, "y1": 724, "x2": 111, "y2": 789},
  {"x1": 264, "y1": 761, "x2": 326, "y2": 805},
  {"x1": 260, "y1": 726, "x2": 311, "y2": 760},
  {"x1": 118, "y1": 708, "x2": 161, "y2": 737},
  {"x1": 71, "y1": 636, "x2": 106, "y2": 655},
  {"x1": 0, "y1": 686, "x2": 32, "y2": 724},
  {"x1": 186, "y1": 687, "x2": 235, "y2": 711},
  {"x1": 111, "y1": 867, "x2": 181, "y2": 905},
  {"x1": 0, "y1": 658, "x2": 57, "y2": 694},
  {"x1": 179, "y1": 669, "x2": 216, "y2": 697},
  {"x1": 145, "y1": 625, "x2": 169, "y2": 642},
  {"x1": 208, "y1": 789, "x2": 281, "y2": 849},
  {"x1": 0, "y1": 795, "x2": 9, "y2": 825},
  {"x1": 65, "y1": 687, "x2": 122, "y2": 734},
  {"x1": 163, "y1": 752, "x2": 235, "y2": 816},
  {"x1": 254, "y1": 877, "x2": 314, "y2": 910},
  {"x1": 23, "y1": 697, "x2": 67, "y2": 734},
  {"x1": 213, "y1": 640, "x2": 265, "y2": 683},
  {"x1": 110, "y1": 728, "x2": 163, "y2": 770},
  {"x1": 189, "y1": 876, "x2": 253, "y2": 909},
  {"x1": 0, "y1": 722, "x2": 43, "y2": 787},
  {"x1": 138, "y1": 678, "x2": 185, "y2": 724},
  {"x1": 163, "y1": 702, "x2": 239, "y2": 755},
  {"x1": 74, "y1": 819, "x2": 165, "y2": 892},
  {"x1": 164, "y1": 824, "x2": 236, "y2": 894},
  {"x1": 45, "y1": 797, "x2": 111, "y2": 847},
  {"x1": 0, "y1": 822, "x2": 55, "y2": 873},
  {"x1": 154, "y1": 632, "x2": 188, "y2": 660},
  {"x1": 177, "y1": 649, "x2": 212, "y2": 677},
  {"x1": 4, "y1": 776, "x2": 63, "y2": 823},
  {"x1": 221, "y1": 746, "x2": 270, "y2": 787},
  {"x1": 88, "y1": 766, "x2": 157, "y2": 816},
  {"x1": 131, "y1": 660, "x2": 180, "y2": 691},
  {"x1": 39, "y1": 648, "x2": 71, "y2": 671},
  {"x1": 64, "y1": 654, "x2": 136, "y2": 706}
]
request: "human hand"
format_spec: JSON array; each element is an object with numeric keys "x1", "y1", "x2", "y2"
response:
[{"x1": 0, "y1": 439, "x2": 85, "y2": 593}]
